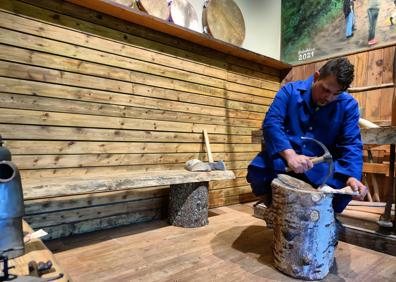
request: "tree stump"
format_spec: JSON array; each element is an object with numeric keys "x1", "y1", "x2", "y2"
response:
[
  {"x1": 262, "y1": 174, "x2": 337, "y2": 280},
  {"x1": 168, "y1": 182, "x2": 208, "y2": 227}
]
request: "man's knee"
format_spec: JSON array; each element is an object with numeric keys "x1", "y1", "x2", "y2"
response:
[{"x1": 246, "y1": 165, "x2": 272, "y2": 196}]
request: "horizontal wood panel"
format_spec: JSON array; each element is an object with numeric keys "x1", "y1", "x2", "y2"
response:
[
  {"x1": 0, "y1": 124, "x2": 253, "y2": 143},
  {"x1": 0, "y1": 108, "x2": 255, "y2": 135},
  {"x1": 0, "y1": 0, "x2": 280, "y2": 85},
  {"x1": 25, "y1": 197, "x2": 167, "y2": 228},
  {"x1": 24, "y1": 187, "x2": 170, "y2": 215},
  {"x1": 0, "y1": 78, "x2": 263, "y2": 127},
  {"x1": 29, "y1": 209, "x2": 163, "y2": 240},
  {"x1": 0, "y1": 6, "x2": 280, "y2": 93},
  {"x1": 6, "y1": 140, "x2": 260, "y2": 155},
  {"x1": 0, "y1": 40, "x2": 274, "y2": 106},
  {"x1": 0, "y1": 61, "x2": 266, "y2": 121},
  {"x1": 0, "y1": 92, "x2": 260, "y2": 133},
  {"x1": 0, "y1": 27, "x2": 277, "y2": 98},
  {"x1": 13, "y1": 152, "x2": 255, "y2": 169}
]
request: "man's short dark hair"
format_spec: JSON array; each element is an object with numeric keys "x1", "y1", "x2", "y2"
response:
[{"x1": 318, "y1": 57, "x2": 354, "y2": 91}]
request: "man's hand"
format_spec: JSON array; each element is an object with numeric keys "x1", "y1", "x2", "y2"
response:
[
  {"x1": 347, "y1": 177, "x2": 368, "y2": 200},
  {"x1": 280, "y1": 149, "x2": 313, "y2": 174}
]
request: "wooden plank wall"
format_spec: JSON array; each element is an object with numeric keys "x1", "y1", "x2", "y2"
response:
[
  {"x1": 283, "y1": 45, "x2": 395, "y2": 201},
  {"x1": 0, "y1": 0, "x2": 281, "y2": 239}
]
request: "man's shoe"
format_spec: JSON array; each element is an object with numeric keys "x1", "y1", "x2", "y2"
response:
[
  {"x1": 253, "y1": 194, "x2": 271, "y2": 207},
  {"x1": 346, "y1": 33, "x2": 354, "y2": 39},
  {"x1": 368, "y1": 39, "x2": 378, "y2": 46}
]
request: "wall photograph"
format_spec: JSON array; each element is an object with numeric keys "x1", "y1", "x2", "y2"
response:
[{"x1": 281, "y1": 0, "x2": 396, "y2": 64}]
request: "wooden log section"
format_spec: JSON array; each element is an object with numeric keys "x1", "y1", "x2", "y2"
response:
[
  {"x1": 258, "y1": 174, "x2": 337, "y2": 280},
  {"x1": 361, "y1": 127, "x2": 396, "y2": 145},
  {"x1": 168, "y1": 182, "x2": 209, "y2": 227}
]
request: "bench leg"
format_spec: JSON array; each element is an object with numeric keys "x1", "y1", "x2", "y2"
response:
[{"x1": 168, "y1": 181, "x2": 209, "y2": 227}]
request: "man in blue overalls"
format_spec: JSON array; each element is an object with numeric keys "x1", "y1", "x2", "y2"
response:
[{"x1": 247, "y1": 58, "x2": 368, "y2": 213}]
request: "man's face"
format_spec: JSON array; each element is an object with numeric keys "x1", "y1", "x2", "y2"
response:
[{"x1": 311, "y1": 72, "x2": 343, "y2": 106}]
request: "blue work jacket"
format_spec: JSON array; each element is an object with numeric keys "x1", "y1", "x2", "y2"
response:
[{"x1": 249, "y1": 75, "x2": 363, "y2": 189}]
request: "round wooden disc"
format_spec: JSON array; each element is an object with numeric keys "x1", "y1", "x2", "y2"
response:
[
  {"x1": 203, "y1": 0, "x2": 245, "y2": 46},
  {"x1": 169, "y1": 0, "x2": 200, "y2": 32},
  {"x1": 136, "y1": 0, "x2": 170, "y2": 20}
]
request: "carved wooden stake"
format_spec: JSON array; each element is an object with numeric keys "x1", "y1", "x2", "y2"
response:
[{"x1": 260, "y1": 174, "x2": 337, "y2": 280}]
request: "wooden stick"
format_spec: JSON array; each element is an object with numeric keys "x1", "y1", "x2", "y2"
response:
[
  {"x1": 203, "y1": 129, "x2": 214, "y2": 163},
  {"x1": 367, "y1": 187, "x2": 373, "y2": 202},
  {"x1": 348, "y1": 83, "x2": 394, "y2": 93},
  {"x1": 367, "y1": 149, "x2": 381, "y2": 202},
  {"x1": 362, "y1": 174, "x2": 373, "y2": 202},
  {"x1": 347, "y1": 201, "x2": 395, "y2": 209},
  {"x1": 359, "y1": 118, "x2": 380, "y2": 129}
]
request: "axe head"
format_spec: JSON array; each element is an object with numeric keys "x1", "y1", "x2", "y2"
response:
[
  {"x1": 209, "y1": 161, "x2": 227, "y2": 171},
  {"x1": 185, "y1": 159, "x2": 211, "y2": 172}
]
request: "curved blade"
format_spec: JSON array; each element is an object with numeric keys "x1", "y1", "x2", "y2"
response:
[{"x1": 301, "y1": 136, "x2": 329, "y2": 154}]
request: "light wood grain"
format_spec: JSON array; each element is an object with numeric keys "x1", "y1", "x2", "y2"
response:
[
  {"x1": 23, "y1": 170, "x2": 235, "y2": 199},
  {"x1": 45, "y1": 203, "x2": 396, "y2": 282},
  {"x1": 8, "y1": 221, "x2": 70, "y2": 281}
]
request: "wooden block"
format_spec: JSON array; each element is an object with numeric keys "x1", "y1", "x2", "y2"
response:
[{"x1": 361, "y1": 127, "x2": 396, "y2": 145}]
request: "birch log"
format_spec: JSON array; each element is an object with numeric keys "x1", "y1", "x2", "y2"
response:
[{"x1": 261, "y1": 174, "x2": 337, "y2": 280}]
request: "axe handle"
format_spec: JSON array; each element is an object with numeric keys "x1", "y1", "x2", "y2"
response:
[
  {"x1": 310, "y1": 156, "x2": 325, "y2": 164},
  {"x1": 285, "y1": 156, "x2": 325, "y2": 172},
  {"x1": 203, "y1": 129, "x2": 214, "y2": 163}
]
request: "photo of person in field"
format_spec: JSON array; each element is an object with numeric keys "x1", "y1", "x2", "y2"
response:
[{"x1": 281, "y1": 0, "x2": 396, "y2": 64}]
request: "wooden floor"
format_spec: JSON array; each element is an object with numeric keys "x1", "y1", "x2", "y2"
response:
[{"x1": 46, "y1": 203, "x2": 396, "y2": 282}]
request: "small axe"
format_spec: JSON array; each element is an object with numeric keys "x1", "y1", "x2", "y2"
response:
[{"x1": 203, "y1": 129, "x2": 226, "y2": 171}]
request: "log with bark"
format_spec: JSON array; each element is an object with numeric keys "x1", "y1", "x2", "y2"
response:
[{"x1": 258, "y1": 174, "x2": 337, "y2": 280}]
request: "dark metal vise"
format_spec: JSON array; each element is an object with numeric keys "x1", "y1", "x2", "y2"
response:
[{"x1": 0, "y1": 161, "x2": 25, "y2": 259}]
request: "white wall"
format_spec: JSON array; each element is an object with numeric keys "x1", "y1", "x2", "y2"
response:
[{"x1": 188, "y1": 0, "x2": 281, "y2": 60}]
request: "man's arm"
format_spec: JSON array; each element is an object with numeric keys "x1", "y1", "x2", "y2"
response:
[
  {"x1": 335, "y1": 99, "x2": 367, "y2": 199},
  {"x1": 263, "y1": 85, "x2": 313, "y2": 173}
]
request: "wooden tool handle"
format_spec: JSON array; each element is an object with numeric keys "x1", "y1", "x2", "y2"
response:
[
  {"x1": 285, "y1": 156, "x2": 324, "y2": 172},
  {"x1": 203, "y1": 129, "x2": 214, "y2": 163},
  {"x1": 319, "y1": 185, "x2": 359, "y2": 196},
  {"x1": 310, "y1": 156, "x2": 325, "y2": 164}
]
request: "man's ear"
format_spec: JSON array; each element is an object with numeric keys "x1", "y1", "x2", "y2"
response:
[{"x1": 313, "y1": 71, "x2": 320, "y2": 82}]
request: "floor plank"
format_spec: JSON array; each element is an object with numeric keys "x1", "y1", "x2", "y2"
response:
[{"x1": 46, "y1": 203, "x2": 396, "y2": 282}]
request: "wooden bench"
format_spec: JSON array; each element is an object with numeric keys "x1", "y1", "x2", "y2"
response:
[{"x1": 23, "y1": 170, "x2": 235, "y2": 228}]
